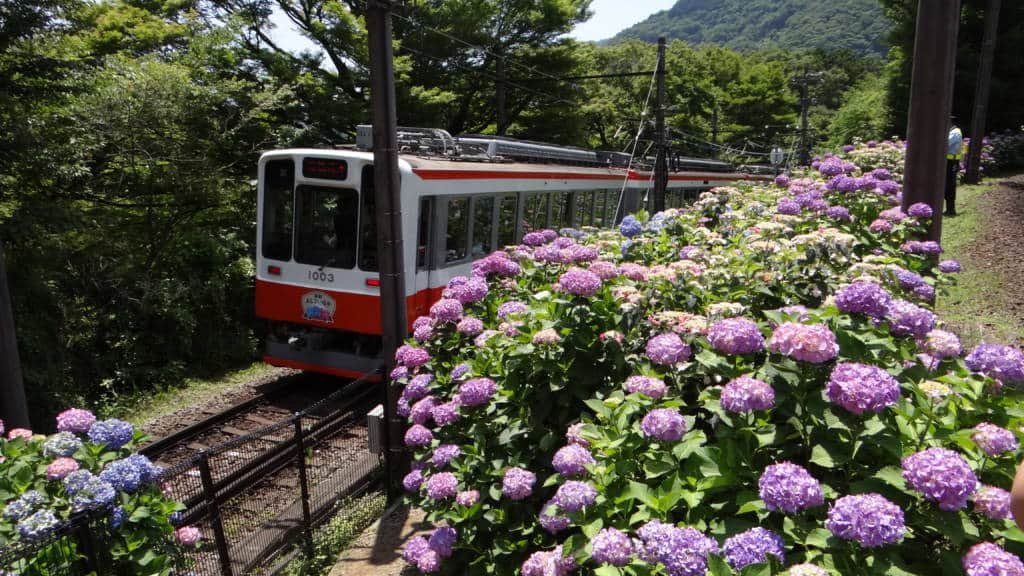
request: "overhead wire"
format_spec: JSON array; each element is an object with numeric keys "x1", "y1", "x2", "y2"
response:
[{"x1": 614, "y1": 67, "x2": 658, "y2": 222}]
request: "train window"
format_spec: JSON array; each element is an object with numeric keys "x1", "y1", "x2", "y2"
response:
[
  {"x1": 593, "y1": 190, "x2": 608, "y2": 227},
  {"x1": 471, "y1": 196, "x2": 494, "y2": 257},
  {"x1": 445, "y1": 197, "x2": 470, "y2": 263},
  {"x1": 552, "y1": 192, "x2": 568, "y2": 228},
  {"x1": 294, "y1": 185, "x2": 358, "y2": 269},
  {"x1": 607, "y1": 189, "x2": 621, "y2": 223},
  {"x1": 358, "y1": 166, "x2": 378, "y2": 271},
  {"x1": 417, "y1": 197, "x2": 433, "y2": 270},
  {"x1": 523, "y1": 193, "x2": 548, "y2": 232},
  {"x1": 497, "y1": 195, "x2": 517, "y2": 248},
  {"x1": 262, "y1": 159, "x2": 295, "y2": 261}
]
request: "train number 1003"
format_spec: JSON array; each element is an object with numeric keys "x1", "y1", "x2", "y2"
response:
[{"x1": 307, "y1": 270, "x2": 335, "y2": 282}]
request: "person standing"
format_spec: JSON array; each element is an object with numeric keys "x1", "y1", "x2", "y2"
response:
[{"x1": 945, "y1": 117, "x2": 964, "y2": 216}]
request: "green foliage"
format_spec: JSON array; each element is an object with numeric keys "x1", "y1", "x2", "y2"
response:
[
  {"x1": 826, "y1": 74, "x2": 892, "y2": 148},
  {"x1": 614, "y1": 0, "x2": 891, "y2": 57},
  {"x1": 280, "y1": 491, "x2": 387, "y2": 576}
]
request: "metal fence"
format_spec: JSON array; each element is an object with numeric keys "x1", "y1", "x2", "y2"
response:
[{"x1": 1, "y1": 372, "x2": 385, "y2": 576}]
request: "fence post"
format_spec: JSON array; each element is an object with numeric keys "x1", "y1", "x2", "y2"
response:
[
  {"x1": 74, "y1": 515, "x2": 102, "y2": 574},
  {"x1": 197, "y1": 451, "x2": 234, "y2": 576},
  {"x1": 293, "y1": 413, "x2": 315, "y2": 558}
]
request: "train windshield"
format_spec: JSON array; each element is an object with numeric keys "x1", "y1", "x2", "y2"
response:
[{"x1": 295, "y1": 185, "x2": 359, "y2": 269}]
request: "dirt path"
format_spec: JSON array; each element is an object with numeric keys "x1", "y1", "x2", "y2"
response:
[{"x1": 939, "y1": 175, "x2": 1024, "y2": 347}]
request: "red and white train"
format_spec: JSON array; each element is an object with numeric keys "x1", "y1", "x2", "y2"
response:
[{"x1": 255, "y1": 128, "x2": 770, "y2": 378}]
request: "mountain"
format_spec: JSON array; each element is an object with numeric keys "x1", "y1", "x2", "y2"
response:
[{"x1": 611, "y1": 0, "x2": 890, "y2": 56}]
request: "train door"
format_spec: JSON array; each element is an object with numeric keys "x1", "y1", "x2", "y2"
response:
[{"x1": 411, "y1": 196, "x2": 434, "y2": 320}]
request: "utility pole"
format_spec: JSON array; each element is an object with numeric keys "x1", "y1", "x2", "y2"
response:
[
  {"x1": 366, "y1": 0, "x2": 408, "y2": 499},
  {"x1": 496, "y1": 51, "x2": 508, "y2": 136},
  {"x1": 0, "y1": 240, "x2": 30, "y2": 429},
  {"x1": 965, "y1": 0, "x2": 1001, "y2": 184},
  {"x1": 903, "y1": 0, "x2": 961, "y2": 241},
  {"x1": 711, "y1": 99, "x2": 719, "y2": 159},
  {"x1": 652, "y1": 36, "x2": 668, "y2": 214}
]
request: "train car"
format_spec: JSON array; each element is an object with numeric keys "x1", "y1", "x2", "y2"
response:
[{"x1": 254, "y1": 129, "x2": 769, "y2": 378}]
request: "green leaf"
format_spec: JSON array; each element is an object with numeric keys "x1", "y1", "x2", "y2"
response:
[
  {"x1": 582, "y1": 518, "x2": 604, "y2": 538},
  {"x1": 873, "y1": 466, "x2": 907, "y2": 490},
  {"x1": 810, "y1": 443, "x2": 839, "y2": 468},
  {"x1": 129, "y1": 506, "x2": 151, "y2": 522},
  {"x1": 644, "y1": 457, "x2": 675, "y2": 479},
  {"x1": 707, "y1": 554, "x2": 735, "y2": 576},
  {"x1": 594, "y1": 566, "x2": 623, "y2": 576}
]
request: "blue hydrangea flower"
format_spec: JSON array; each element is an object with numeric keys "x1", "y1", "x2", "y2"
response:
[
  {"x1": 87, "y1": 419, "x2": 134, "y2": 449},
  {"x1": 620, "y1": 216, "x2": 642, "y2": 238},
  {"x1": 42, "y1": 432, "x2": 83, "y2": 458},
  {"x1": 17, "y1": 509, "x2": 59, "y2": 541}
]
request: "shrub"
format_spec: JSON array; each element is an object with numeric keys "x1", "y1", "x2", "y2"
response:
[
  {"x1": 0, "y1": 410, "x2": 190, "y2": 575},
  {"x1": 395, "y1": 140, "x2": 1022, "y2": 575}
]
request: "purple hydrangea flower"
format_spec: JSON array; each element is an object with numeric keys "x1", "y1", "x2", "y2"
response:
[
  {"x1": 826, "y1": 363, "x2": 901, "y2": 415},
  {"x1": 636, "y1": 520, "x2": 718, "y2": 576},
  {"x1": 403, "y1": 536, "x2": 441, "y2": 573},
  {"x1": 826, "y1": 206, "x2": 852, "y2": 221},
  {"x1": 521, "y1": 545, "x2": 577, "y2": 576},
  {"x1": 472, "y1": 252, "x2": 522, "y2": 277},
  {"x1": 410, "y1": 396, "x2": 436, "y2": 426},
  {"x1": 924, "y1": 329, "x2": 961, "y2": 359},
  {"x1": 566, "y1": 423, "x2": 589, "y2": 448},
  {"x1": 869, "y1": 219, "x2": 893, "y2": 233},
  {"x1": 425, "y1": 472, "x2": 458, "y2": 500},
  {"x1": 835, "y1": 282, "x2": 892, "y2": 318},
  {"x1": 973, "y1": 485, "x2": 1012, "y2": 520},
  {"x1": 962, "y1": 542, "x2": 1024, "y2": 576},
  {"x1": 497, "y1": 301, "x2": 528, "y2": 319},
  {"x1": 707, "y1": 318, "x2": 764, "y2": 355},
  {"x1": 767, "y1": 323, "x2": 839, "y2": 364},
  {"x1": 624, "y1": 376, "x2": 668, "y2": 399},
  {"x1": 402, "y1": 374, "x2": 432, "y2": 402},
  {"x1": 588, "y1": 260, "x2": 619, "y2": 280},
  {"x1": 826, "y1": 493, "x2": 904, "y2": 548},
  {"x1": 431, "y1": 444, "x2": 461, "y2": 468},
  {"x1": 403, "y1": 469, "x2": 423, "y2": 492},
  {"x1": 395, "y1": 345, "x2": 430, "y2": 368},
  {"x1": 777, "y1": 198, "x2": 801, "y2": 215},
  {"x1": 431, "y1": 402, "x2": 460, "y2": 427},
  {"x1": 46, "y1": 457, "x2": 80, "y2": 481},
  {"x1": 758, "y1": 462, "x2": 824, "y2": 513},
  {"x1": 539, "y1": 501, "x2": 571, "y2": 534},
  {"x1": 429, "y1": 298, "x2": 463, "y2": 323},
  {"x1": 456, "y1": 490, "x2": 479, "y2": 507},
  {"x1": 880, "y1": 207, "x2": 908, "y2": 222},
  {"x1": 591, "y1": 528, "x2": 633, "y2": 566},
  {"x1": 559, "y1": 268, "x2": 602, "y2": 297},
  {"x1": 938, "y1": 260, "x2": 962, "y2": 273},
  {"x1": 502, "y1": 467, "x2": 536, "y2": 501},
  {"x1": 620, "y1": 216, "x2": 643, "y2": 238},
  {"x1": 896, "y1": 268, "x2": 925, "y2": 289},
  {"x1": 87, "y1": 419, "x2": 134, "y2": 449},
  {"x1": 640, "y1": 408, "x2": 687, "y2": 442},
  {"x1": 902, "y1": 447, "x2": 977, "y2": 511},
  {"x1": 552, "y1": 480, "x2": 597, "y2": 512},
  {"x1": 885, "y1": 300, "x2": 935, "y2": 339},
  {"x1": 722, "y1": 527, "x2": 785, "y2": 570},
  {"x1": 457, "y1": 377, "x2": 498, "y2": 407},
  {"x1": 552, "y1": 444, "x2": 596, "y2": 477},
  {"x1": 446, "y1": 276, "x2": 489, "y2": 304},
  {"x1": 427, "y1": 526, "x2": 457, "y2": 558},
  {"x1": 972, "y1": 422, "x2": 1019, "y2": 456},
  {"x1": 55, "y1": 409, "x2": 97, "y2": 434},
  {"x1": 775, "y1": 174, "x2": 790, "y2": 187},
  {"x1": 456, "y1": 317, "x2": 484, "y2": 336},
  {"x1": 404, "y1": 424, "x2": 434, "y2": 447},
  {"x1": 522, "y1": 231, "x2": 551, "y2": 246},
  {"x1": 720, "y1": 376, "x2": 775, "y2": 413},
  {"x1": 965, "y1": 344, "x2": 1024, "y2": 384},
  {"x1": 907, "y1": 202, "x2": 934, "y2": 218},
  {"x1": 645, "y1": 333, "x2": 692, "y2": 365}
]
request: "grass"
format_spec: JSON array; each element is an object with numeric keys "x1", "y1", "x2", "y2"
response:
[
  {"x1": 102, "y1": 361, "x2": 278, "y2": 427},
  {"x1": 936, "y1": 177, "x2": 1024, "y2": 348},
  {"x1": 280, "y1": 491, "x2": 388, "y2": 576}
]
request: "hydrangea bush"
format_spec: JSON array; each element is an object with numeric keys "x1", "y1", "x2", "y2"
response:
[
  {"x1": 395, "y1": 140, "x2": 1024, "y2": 575},
  {"x1": 0, "y1": 410, "x2": 194, "y2": 575}
]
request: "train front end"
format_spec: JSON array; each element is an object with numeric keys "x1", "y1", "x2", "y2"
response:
[{"x1": 255, "y1": 149, "x2": 397, "y2": 379}]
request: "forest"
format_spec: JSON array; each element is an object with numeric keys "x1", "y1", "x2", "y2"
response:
[{"x1": 1, "y1": 0, "x2": 1021, "y2": 424}]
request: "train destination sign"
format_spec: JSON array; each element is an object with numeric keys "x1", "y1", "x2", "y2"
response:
[{"x1": 302, "y1": 157, "x2": 348, "y2": 181}]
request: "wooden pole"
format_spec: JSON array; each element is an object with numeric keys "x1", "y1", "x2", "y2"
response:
[
  {"x1": 366, "y1": 0, "x2": 409, "y2": 499},
  {"x1": 965, "y1": 0, "x2": 1001, "y2": 184},
  {"x1": 902, "y1": 0, "x2": 961, "y2": 241},
  {"x1": 653, "y1": 37, "x2": 668, "y2": 214},
  {"x1": 0, "y1": 239, "x2": 30, "y2": 429}
]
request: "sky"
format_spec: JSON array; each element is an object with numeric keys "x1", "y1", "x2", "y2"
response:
[{"x1": 268, "y1": 0, "x2": 677, "y2": 55}]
